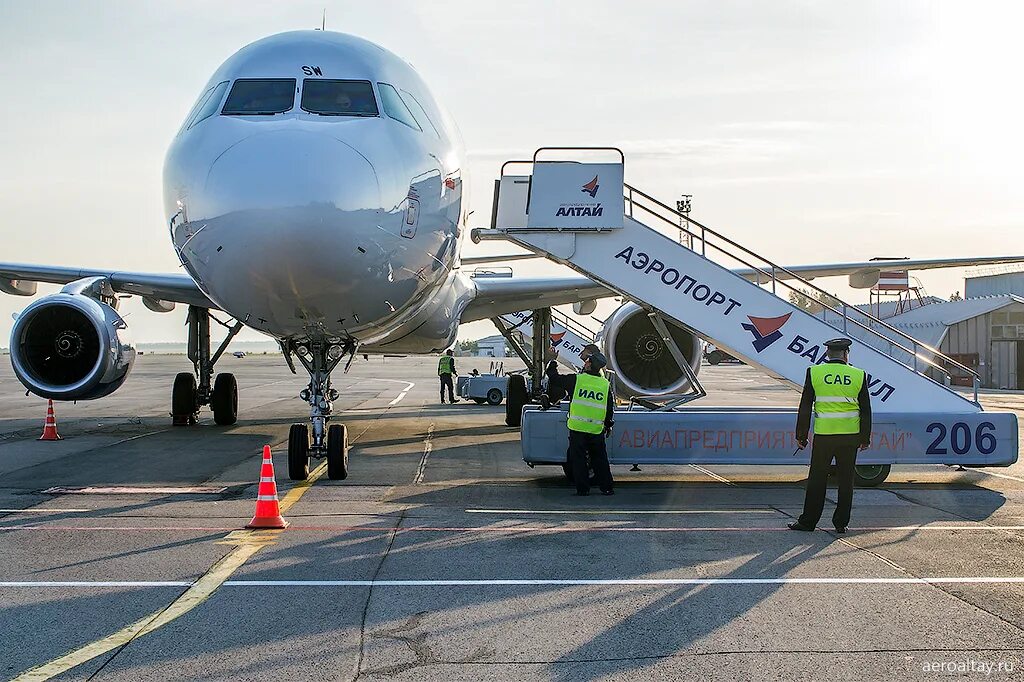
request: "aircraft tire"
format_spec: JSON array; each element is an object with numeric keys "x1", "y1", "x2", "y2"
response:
[
  {"x1": 327, "y1": 423, "x2": 349, "y2": 480},
  {"x1": 854, "y1": 464, "x2": 890, "y2": 487},
  {"x1": 211, "y1": 373, "x2": 238, "y2": 426},
  {"x1": 171, "y1": 372, "x2": 197, "y2": 425},
  {"x1": 505, "y1": 375, "x2": 528, "y2": 427},
  {"x1": 288, "y1": 423, "x2": 310, "y2": 481}
]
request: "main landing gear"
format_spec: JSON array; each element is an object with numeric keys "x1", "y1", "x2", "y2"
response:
[
  {"x1": 284, "y1": 338, "x2": 353, "y2": 481},
  {"x1": 171, "y1": 305, "x2": 244, "y2": 426}
]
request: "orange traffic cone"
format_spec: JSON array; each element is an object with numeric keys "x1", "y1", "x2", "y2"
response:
[
  {"x1": 246, "y1": 445, "x2": 288, "y2": 529},
  {"x1": 38, "y1": 400, "x2": 63, "y2": 441}
]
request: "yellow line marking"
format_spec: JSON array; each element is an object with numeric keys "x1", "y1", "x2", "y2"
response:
[{"x1": 13, "y1": 460, "x2": 327, "y2": 681}]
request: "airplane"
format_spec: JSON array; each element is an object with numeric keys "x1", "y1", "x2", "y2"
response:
[{"x1": 2, "y1": 30, "x2": 1021, "y2": 481}]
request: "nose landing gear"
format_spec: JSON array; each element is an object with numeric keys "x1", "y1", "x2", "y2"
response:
[{"x1": 286, "y1": 338, "x2": 353, "y2": 481}]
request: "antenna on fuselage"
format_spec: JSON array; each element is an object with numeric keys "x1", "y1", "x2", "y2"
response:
[{"x1": 319, "y1": 8, "x2": 326, "y2": 30}]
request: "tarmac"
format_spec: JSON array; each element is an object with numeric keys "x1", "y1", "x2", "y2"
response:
[{"x1": 1, "y1": 354, "x2": 1023, "y2": 681}]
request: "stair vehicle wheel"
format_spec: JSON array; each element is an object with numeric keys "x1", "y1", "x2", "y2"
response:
[
  {"x1": 171, "y1": 372, "x2": 198, "y2": 425},
  {"x1": 327, "y1": 423, "x2": 349, "y2": 480},
  {"x1": 288, "y1": 423, "x2": 310, "y2": 481},
  {"x1": 854, "y1": 464, "x2": 890, "y2": 487},
  {"x1": 211, "y1": 373, "x2": 238, "y2": 426},
  {"x1": 707, "y1": 351, "x2": 722, "y2": 366},
  {"x1": 505, "y1": 375, "x2": 529, "y2": 427},
  {"x1": 486, "y1": 388, "x2": 504, "y2": 406}
]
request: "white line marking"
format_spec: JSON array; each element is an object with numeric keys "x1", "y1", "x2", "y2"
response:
[
  {"x1": 0, "y1": 581, "x2": 191, "y2": 587},
  {"x1": 4, "y1": 577, "x2": 1024, "y2": 588},
  {"x1": 384, "y1": 380, "x2": 415, "y2": 405},
  {"x1": 42, "y1": 486, "x2": 227, "y2": 495},
  {"x1": 0, "y1": 503, "x2": 91, "y2": 509},
  {"x1": 965, "y1": 467, "x2": 1024, "y2": 483},
  {"x1": 466, "y1": 509, "x2": 777, "y2": 515},
  {"x1": 414, "y1": 423, "x2": 435, "y2": 484},
  {"x1": 689, "y1": 464, "x2": 734, "y2": 485},
  {"x1": 224, "y1": 577, "x2": 1024, "y2": 586}
]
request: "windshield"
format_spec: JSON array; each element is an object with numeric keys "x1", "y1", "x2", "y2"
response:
[
  {"x1": 301, "y1": 79, "x2": 378, "y2": 116},
  {"x1": 188, "y1": 81, "x2": 229, "y2": 129},
  {"x1": 377, "y1": 82, "x2": 421, "y2": 131},
  {"x1": 221, "y1": 79, "x2": 295, "y2": 115}
]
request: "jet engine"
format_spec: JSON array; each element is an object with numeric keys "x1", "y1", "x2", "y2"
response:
[
  {"x1": 600, "y1": 302, "x2": 701, "y2": 398},
  {"x1": 10, "y1": 285, "x2": 135, "y2": 401}
]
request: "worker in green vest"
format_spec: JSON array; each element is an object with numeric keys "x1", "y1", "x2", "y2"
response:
[
  {"x1": 788, "y1": 338, "x2": 872, "y2": 533},
  {"x1": 548, "y1": 351, "x2": 616, "y2": 496},
  {"x1": 438, "y1": 349, "x2": 459, "y2": 404}
]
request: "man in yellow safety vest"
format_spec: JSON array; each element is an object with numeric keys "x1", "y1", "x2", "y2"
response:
[
  {"x1": 788, "y1": 338, "x2": 872, "y2": 533},
  {"x1": 548, "y1": 351, "x2": 616, "y2": 496},
  {"x1": 438, "y1": 349, "x2": 459, "y2": 404}
]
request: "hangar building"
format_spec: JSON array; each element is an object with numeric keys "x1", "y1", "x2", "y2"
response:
[{"x1": 844, "y1": 296, "x2": 1024, "y2": 390}]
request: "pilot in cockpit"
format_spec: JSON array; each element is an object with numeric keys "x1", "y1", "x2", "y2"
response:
[{"x1": 333, "y1": 91, "x2": 354, "y2": 111}]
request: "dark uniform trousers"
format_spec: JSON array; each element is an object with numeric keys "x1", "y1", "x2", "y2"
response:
[
  {"x1": 439, "y1": 374, "x2": 455, "y2": 402},
  {"x1": 569, "y1": 430, "x2": 613, "y2": 495},
  {"x1": 797, "y1": 433, "x2": 859, "y2": 529}
]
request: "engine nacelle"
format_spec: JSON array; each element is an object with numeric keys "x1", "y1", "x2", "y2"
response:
[
  {"x1": 600, "y1": 302, "x2": 701, "y2": 398},
  {"x1": 10, "y1": 291, "x2": 135, "y2": 400}
]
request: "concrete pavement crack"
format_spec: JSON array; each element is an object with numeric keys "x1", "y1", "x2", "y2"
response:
[
  {"x1": 352, "y1": 509, "x2": 406, "y2": 682},
  {"x1": 354, "y1": 646, "x2": 1024, "y2": 665}
]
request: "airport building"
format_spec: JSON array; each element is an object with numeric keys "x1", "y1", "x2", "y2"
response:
[
  {"x1": 965, "y1": 269, "x2": 1024, "y2": 299},
  {"x1": 476, "y1": 335, "x2": 508, "y2": 358},
  {"x1": 839, "y1": 296, "x2": 1024, "y2": 390}
]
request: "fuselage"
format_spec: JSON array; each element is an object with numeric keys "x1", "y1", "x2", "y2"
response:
[{"x1": 163, "y1": 31, "x2": 471, "y2": 353}]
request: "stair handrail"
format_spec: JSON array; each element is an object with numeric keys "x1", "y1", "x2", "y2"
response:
[
  {"x1": 623, "y1": 184, "x2": 980, "y2": 402},
  {"x1": 549, "y1": 308, "x2": 599, "y2": 342}
]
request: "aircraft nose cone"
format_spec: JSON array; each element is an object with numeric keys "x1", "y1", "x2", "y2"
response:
[
  {"x1": 202, "y1": 130, "x2": 380, "y2": 215},
  {"x1": 184, "y1": 130, "x2": 386, "y2": 337}
]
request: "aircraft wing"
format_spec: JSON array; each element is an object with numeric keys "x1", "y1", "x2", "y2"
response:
[
  {"x1": 0, "y1": 263, "x2": 216, "y2": 309},
  {"x1": 460, "y1": 275, "x2": 611, "y2": 322},
  {"x1": 458, "y1": 254, "x2": 1024, "y2": 322},
  {"x1": 735, "y1": 256, "x2": 1024, "y2": 286}
]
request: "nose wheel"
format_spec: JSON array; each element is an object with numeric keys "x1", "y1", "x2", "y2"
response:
[
  {"x1": 285, "y1": 338, "x2": 355, "y2": 481},
  {"x1": 288, "y1": 423, "x2": 310, "y2": 481},
  {"x1": 327, "y1": 424, "x2": 349, "y2": 480}
]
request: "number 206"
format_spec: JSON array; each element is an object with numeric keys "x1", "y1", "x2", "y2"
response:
[{"x1": 926, "y1": 421, "x2": 997, "y2": 455}]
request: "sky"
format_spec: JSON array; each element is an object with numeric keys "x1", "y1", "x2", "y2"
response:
[{"x1": 0, "y1": 1, "x2": 1022, "y2": 345}]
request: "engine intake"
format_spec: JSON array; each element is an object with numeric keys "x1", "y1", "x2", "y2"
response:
[
  {"x1": 10, "y1": 292, "x2": 135, "y2": 400},
  {"x1": 601, "y1": 302, "x2": 701, "y2": 397}
]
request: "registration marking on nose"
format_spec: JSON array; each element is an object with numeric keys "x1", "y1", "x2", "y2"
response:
[{"x1": 42, "y1": 486, "x2": 229, "y2": 495}]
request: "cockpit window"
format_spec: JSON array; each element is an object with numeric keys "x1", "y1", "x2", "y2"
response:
[
  {"x1": 221, "y1": 79, "x2": 295, "y2": 115},
  {"x1": 188, "y1": 81, "x2": 229, "y2": 130},
  {"x1": 401, "y1": 90, "x2": 440, "y2": 138},
  {"x1": 377, "y1": 82, "x2": 421, "y2": 131},
  {"x1": 301, "y1": 79, "x2": 378, "y2": 116}
]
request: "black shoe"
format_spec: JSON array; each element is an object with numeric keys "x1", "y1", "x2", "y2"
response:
[
  {"x1": 834, "y1": 526, "x2": 848, "y2": 534},
  {"x1": 787, "y1": 521, "x2": 814, "y2": 531},
  {"x1": 451, "y1": 398, "x2": 461, "y2": 403},
  {"x1": 601, "y1": 489, "x2": 614, "y2": 496},
  {"x1": 575, "y1": 490, "x2": 589, "y2": 496}
]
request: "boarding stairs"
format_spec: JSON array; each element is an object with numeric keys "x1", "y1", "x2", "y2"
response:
[
  {"x1": 492, "y1": 308, "x2": 598, "y2": 373},
  {"x1": 474, "y1": 149, "x2": 982, "y2": 414}
]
